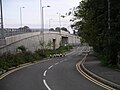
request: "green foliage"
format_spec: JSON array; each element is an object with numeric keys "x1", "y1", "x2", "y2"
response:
[
  {"x1": 46, "y1": 39, "x2": 52, "y2": 49},
  {"x1": 72, "y1": 0, "x2": 120, "y2": 65},
  {"x1": 0, "y1": 45, "x2": 74, "y2": 72},
  {"x1": 59, "y1": 40, "x2": 64, "y2": 47},
  {"x1": 57, "y1": 45, "x2": 73, "y2": 54}
]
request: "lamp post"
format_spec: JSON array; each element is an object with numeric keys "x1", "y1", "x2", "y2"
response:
[
  {"x1": 107, "y1": 0, "x2": 111, "y2": 61},
  {"x1": 20, "y1": 7, "x2": 25, "y2": 28},
  {"x1": 107, "y1": 0, "x2": 110, "y2": 30},
  {"x1": 0, "y1": 0, "x2": 4, "y2": 39},
  {"x1": 49, "y1": 18, "x2": 52, "y2": 28},
  {"x1": 41, "y1": 5, "x2": 50, "y2": 49},
  {"x1": 57, "y1": 13, "x2": 61, "y2": 28}
]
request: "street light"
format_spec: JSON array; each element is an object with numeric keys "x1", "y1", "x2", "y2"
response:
[
  {"x1": 107, "y1": 0, "x2": 111, "y2": 60},
  {"x1": 49, "y1": 18, "x2": 52, "y2": 28},
  {"x1": 57, "y1": 13, "x2": 61, "y2": 28},
  {"x1": 0, "y1": 0, "x2": 4, "y2": 39},
  {"x1": 41, "y1": 5, "x2": 50, "y2": 49},
  {"x1": 20, "y1": 7, "x2": 25, "y2": 27},
  {"x1": 41, "y1": 5, "x2": 50, "y2": 32},
  {"x1": 107, "y1": 0, "x2": 110, "y2": 30},
  {"x1": 57, "y1": 12, "x2": 66, "y2": 28}
]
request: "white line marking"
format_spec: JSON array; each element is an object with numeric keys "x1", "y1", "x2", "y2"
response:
[
  {"x1": 64, "y1": 59, "x2": 67, "y2": 61},
  {"x1": 60, "y1": 61, "x2": 63, "y2": 63},
  {"x1": 43, "y1": 79, "x2": 52, "y2": 90},
  {"x1": 43, "y1": 70, "x2": 47, "y2": 77},
  {"x1": 55, "y1": 62, "x2": 59, "y2": 65},
  {"x1": 0, "y1": 64, "x2": 32, "y2": 80},
  {"x1": 60, "y1": 60, "x2": 64, "y2": 63},
  {"x1": 54, "y1": 63, "x2": 57, "y2": 65},
  {"x1": 48, "y1": 65, "x2": 53, "y2": 70}
]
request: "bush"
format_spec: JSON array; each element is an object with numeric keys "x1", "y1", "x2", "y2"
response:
[{"x1": 0, "y1": 45, "x2": 74, "y2": 72}]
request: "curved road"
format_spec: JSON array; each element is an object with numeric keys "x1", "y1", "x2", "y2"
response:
[{"x1": 0, "y1": 47, "x2": 104, "y2": 90}]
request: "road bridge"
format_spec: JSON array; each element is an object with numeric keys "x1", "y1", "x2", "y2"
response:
[{"x1": 0, "y1": 29, "x2": 81, "y2": 54}]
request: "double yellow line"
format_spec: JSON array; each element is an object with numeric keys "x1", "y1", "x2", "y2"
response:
[{"x1": 76, "y1": 54, "x2": 116, "y2": 90}]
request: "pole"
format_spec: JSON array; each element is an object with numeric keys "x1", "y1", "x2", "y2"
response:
[
  {"x1": 20, "y1": 7, "x2": 24, "y2": 28},
  {"x1": 49, "y1": 19, "x2": 52, "y2": 28},
  {"x1": 57, "y1": 13, "x2": 61, "y2": 28},
  {"x1": 0, "y1": 0, "x2": 4, "y2": 39},
  {"x1": 107, "y1": 0, "x2": 111, "y2": 61},
  {"x1": 20, "y1": 7, "x2": 22, "y2": 27},
  {"x1": 40, "y1": 0, "x2": 42, "y2": 32},
  {"x1": 42, "y1": 7, "x2": 44, "y2": 49},
  {"x1": 41, "y1": 5, "x2": 50, "y2": 50},
  {"x1": 107, "y1": 0, "x2": 110, "y2": 30},
  {"x1": 59, "y1": 13, "x2": 61, "y2": 28}
]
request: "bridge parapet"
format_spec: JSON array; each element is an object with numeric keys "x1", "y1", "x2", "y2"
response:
[{"x1": 0, "y1": 31, "x2": 81, "y2": 54}]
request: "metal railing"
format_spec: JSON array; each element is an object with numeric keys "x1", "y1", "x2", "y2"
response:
[{"x1": 0, "y1": 28, "x2": 49, "y2": 37}]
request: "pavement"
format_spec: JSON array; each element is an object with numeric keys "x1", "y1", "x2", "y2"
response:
[{"x1": 83, "y1": 54, "x2": 120, "y2": 89}]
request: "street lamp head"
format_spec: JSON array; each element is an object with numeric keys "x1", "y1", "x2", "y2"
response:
[
  {"x1": 20, "y1": 7, "x2": 25, "y2": 8},
  {"x1": 47, "y1": 5, "x2": 50, "y2": 7},
  {"x1": 42, "y1": 5, "x2": 50, "y2": 8}
]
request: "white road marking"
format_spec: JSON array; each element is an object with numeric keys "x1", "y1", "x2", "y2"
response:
[
  {"x1": 64, "y1": 59, "x2": 67, "y2": 61},
  {"x1": 60, "y1": 61, "x2": 63, "y2": 63},
  {"x1": 43, "y1": 79, "x2": 52, "y2": 90},
  {"x1": 48, "y1": 65, "x2": 53, "y2": 70},
  {"x1": 43, "y1": 60, "x2": 66, "y2": 90},
  {"x1": 0, "y1": 64, "x2": 33, "y2": 80},
  {"x1": 43, "y1": 70, "x2": 47, "y2": 77},
  {"x1": 54, "y1": 62, "x2": 59, "y2": 65}
]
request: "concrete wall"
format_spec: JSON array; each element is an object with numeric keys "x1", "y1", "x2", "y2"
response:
[{"x1": 0, "y1": 31, "x2": 81, "y2": 54}]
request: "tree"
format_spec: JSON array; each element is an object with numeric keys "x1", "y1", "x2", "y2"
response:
[
  {"x1": 49, "y1": 28, "x2": 54, "y2": 31},
  {"x1": 55, "y1": 27, "x2": 61, "y2": 32},
  {"x1": 19, "y1": 26, "x2": 32, "y2": 32},
  {"x1": 23, "y1": 26, "x2": 32, "y2": 32},
  {"x1": 61, "y1": 27, "x2": 70, "y2": 33},
  {"x1": 46, "y1": 39, "x2": 52, "y2": 49},
  {"x1": 72, "y1": 0, "x2": 120, "y2": 65}
]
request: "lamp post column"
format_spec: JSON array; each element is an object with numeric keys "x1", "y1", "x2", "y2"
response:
[
  {"x1": 0, "y1": 0, "x2": 4, "y2": 39},
  {"x1": 20, "y1": 7, "x2": 25, "y2": 28},
  {"x1": 41, "y1": 5, "x2": 50, "y2": 50}
]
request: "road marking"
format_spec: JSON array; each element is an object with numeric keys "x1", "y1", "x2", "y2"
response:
[
  {"x1": 48, "y1": 65, "x2": 53, "y2": 70},
  {"x1": 43, "y1": 79, "x2": 52, "y2": 90},
  {"x1": 43, "y1": 70, "x2": 47, "y2": 77},
  {"x1": 0, "y1": 64, "x2": 33, "y2": 80},
  {"x1": 64, "y1": 59, "x2": 67, "y2": 61},
  {"x1": 0, "y1": 59, "x2": 51, "y2": 80},
  {"x1": 54, "y1": 62, "x2": 59, "y2": 65},
  {"x1": 76, "y1": 55, "x2": 115, "y2": 90},
  {"x1": 60, "y1": 61, "x2": 63, "y2": 63}
]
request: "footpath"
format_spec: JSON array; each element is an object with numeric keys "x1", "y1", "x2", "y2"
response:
[{"x1": 84, "y1": 54, "x2": 120, "y2": 89}]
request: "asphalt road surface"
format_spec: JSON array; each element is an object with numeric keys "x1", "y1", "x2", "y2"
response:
[{"x1": 0, "y1": 47, "x2": 104, "y2": 90}]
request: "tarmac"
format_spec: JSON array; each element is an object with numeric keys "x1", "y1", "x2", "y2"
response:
[{"x1": 83, "y1": 54, "x2": 120, "y2": 89}]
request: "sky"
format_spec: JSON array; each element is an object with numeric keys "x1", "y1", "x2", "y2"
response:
[{"x1": 2, "y1": 0, "x2": 81, "y2": 33}]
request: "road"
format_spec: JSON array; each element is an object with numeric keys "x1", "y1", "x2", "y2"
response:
[{"x1": 0, "y1": 47, "x2": 104, "y2": 90}]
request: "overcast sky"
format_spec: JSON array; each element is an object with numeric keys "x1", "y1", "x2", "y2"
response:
[{"x1": 2, "y1": 0, "x2": 81, "y2": 32}]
